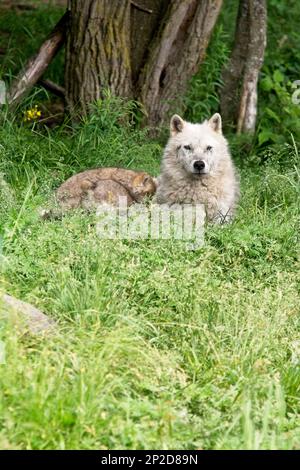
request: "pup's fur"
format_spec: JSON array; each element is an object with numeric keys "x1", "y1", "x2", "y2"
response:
[
  {"x1": 42, "y1": 168, "x2": 156, "y2": 218},
  {"x1": 156, "y1": 114, "x2": 240, "y2": 223}
]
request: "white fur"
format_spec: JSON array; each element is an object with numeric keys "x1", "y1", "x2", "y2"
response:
[{"x1": 156, "y1": 114, "x2": 240, "y2": 223}]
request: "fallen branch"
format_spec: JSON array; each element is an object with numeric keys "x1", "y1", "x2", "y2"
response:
[
  {"x1": 0, "y1": 293, "x2": 56, "y2": 335},
  {"x1": 12, "y1": 3, "x2": 38, "y2": 11},
  {"x1": 39, "y1": 79, "x2": 65, "y2": 98},
  {"x1": 7, "y1": 11, "x2": 69, "y2": 107},
  {"x1": 131, "y1": 1, "x2": 153, "y2": 14}
]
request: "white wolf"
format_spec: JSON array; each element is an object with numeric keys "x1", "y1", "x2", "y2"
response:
[{"x1": 156, "y1": 114, "x2": 240, "y2": 223}]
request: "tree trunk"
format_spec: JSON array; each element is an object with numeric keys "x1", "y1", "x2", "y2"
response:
[
  {"x1": 220, "y1": 0, "x2": 267, "y2": 133},
  {"x1": 130, "y1": 0, "x2": 169, "y2": 86},
  {"x1": 65, "y1": 0, "x2": 132, "y2": 115},
  {"x1": 65, "y1": 0, "x2": 223, "y2": 126},
  {"x1": 139, "y1": 0, "x2": 223, "y2": 127}
]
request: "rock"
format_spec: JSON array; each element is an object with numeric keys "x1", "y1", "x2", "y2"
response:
[{"x1": 0, "y1": 293, "x2": 56, "y2": 334}]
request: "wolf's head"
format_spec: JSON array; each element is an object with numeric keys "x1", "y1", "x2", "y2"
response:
[{"x1": 166, "y1": 113, "x2": 228, "y2": 177}]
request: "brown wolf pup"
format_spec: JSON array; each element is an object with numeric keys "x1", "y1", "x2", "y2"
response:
[{"x1": 41, "y1": 168, "x2": 157, "y2": 218}]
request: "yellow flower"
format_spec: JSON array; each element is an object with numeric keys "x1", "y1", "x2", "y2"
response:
[{"x1": 24, "y1": 105, "x2": 42, "y2": 122}]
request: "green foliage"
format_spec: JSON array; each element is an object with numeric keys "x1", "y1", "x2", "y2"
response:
[
  {"x1": 0, "y1": 95, "x2": 161, "y2": 193},
  {"x1": 184, "y1": 25, "x2": 230, "y2": 123},
  {"x1": 249, "y1": 0, "x2": 300, "y2": 153},
  {"x1": 257, "y1": 69, "x2": 300, "y2": 147}
]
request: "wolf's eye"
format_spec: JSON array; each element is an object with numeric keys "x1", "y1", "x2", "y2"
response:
[
  {"x1": 206, "y1": 145, "x2": 213, "y2": 152},
  {"x1": 184, "y1": 145, "x2": 192, "y2": 151}
]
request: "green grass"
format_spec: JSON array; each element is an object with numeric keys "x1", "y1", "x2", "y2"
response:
[{"x1": 0, "y1": 100, "x2": 299, "y2": 450}]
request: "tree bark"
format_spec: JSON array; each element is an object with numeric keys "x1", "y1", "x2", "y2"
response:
[
  {"x1": 130, "y1": 0, "x2": 169, "y2": 85},
  {"x1": 220, "y1": 0, "x2": 267, "y2": 133},
  {"x1": 65, "y1": 0, "x2": 132, "y2": 115},
  {"x1": 39, "y1": 79, "x2": 65, "y2": 98},
  {"x1": 139, "y1": 0, "x2": 223, "y2": 127},
  {"x1": 65, "y1": 0, "x2": 223, "y2": 126},
  {"x1": 7, "y1": 11, "x2": 69, "y2": 107}
]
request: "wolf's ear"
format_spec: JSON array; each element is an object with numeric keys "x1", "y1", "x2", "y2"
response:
[
  {"x1": 209, "y1": 113, "x2": 222, "y2": 134},
  {"x1": 170, "y1": 115, "x2": 185, "y2": 135}
]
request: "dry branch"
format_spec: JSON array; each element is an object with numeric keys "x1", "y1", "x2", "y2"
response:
[
  {"x1": 7, "y1": 11, "x2": 69, "y2": 107},
  {"x1": 39, "y1": 79, "x2": 65, "y2": 98}
]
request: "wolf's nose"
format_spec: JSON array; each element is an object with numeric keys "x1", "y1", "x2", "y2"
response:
[{"x1": 194, "y1": 160, "x2": 205, "y2": 171}]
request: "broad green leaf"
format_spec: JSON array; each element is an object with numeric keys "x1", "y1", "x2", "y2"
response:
[{"x1": 273, "y1": 70, "x2": 285, "y2": 83}]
